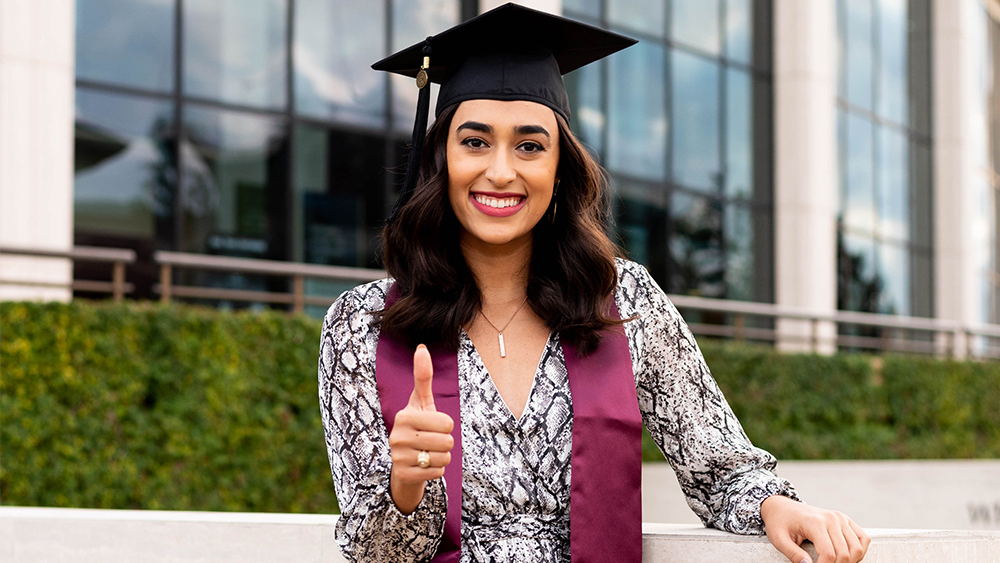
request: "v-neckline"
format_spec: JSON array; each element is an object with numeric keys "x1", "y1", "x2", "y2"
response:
[{"x1": 461, "y1": 329, "x2": 554, "y2": 424}]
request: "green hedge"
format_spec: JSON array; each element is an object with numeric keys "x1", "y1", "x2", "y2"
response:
[
  {"x1": 1, "y1": 301, "x2": 333, "y2": 513},
  {"x1": 2, "y1": 301, "x2": 998, "y2": 512},
  {"x1": 642, "y1": 341, "x2": 1000, "y2": 461}
]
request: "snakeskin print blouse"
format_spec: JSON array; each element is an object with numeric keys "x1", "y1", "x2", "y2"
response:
[{"x1": 318, "y1": 259, "x2": 798, "y2": 563}]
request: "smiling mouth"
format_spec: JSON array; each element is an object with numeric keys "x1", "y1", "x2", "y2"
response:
[{"x1": 473, "y1": 194, "x2": 525, "y2": 209}]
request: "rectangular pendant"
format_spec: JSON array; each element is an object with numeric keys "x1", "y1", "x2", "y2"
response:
[{"x1": 498, "y1": 332, "x2": 506, "y2": 358}]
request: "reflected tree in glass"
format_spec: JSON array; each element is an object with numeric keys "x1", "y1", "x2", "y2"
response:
[{"x1": 669, "y1": 192, "x2": 724, "y2": 297}]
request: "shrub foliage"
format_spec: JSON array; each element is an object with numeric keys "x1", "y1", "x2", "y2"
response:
[{"x1": 2, "y1": 301, "x2": 997, "y2": 511}]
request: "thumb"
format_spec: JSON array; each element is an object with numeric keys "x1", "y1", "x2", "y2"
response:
[
  {"x1": 411, "y1": 344, "x2": 435, "y2": 411},
  {"x1": 769, "y1": 530, "x2": 812, "y2": 563}
]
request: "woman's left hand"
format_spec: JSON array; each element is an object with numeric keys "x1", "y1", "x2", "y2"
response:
[{"x1": 760, "y1": 494, "x2": 870, "y2": 563}]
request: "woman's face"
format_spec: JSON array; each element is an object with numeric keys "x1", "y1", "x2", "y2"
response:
[{"x1": 446, "y1": 99, "x2": 560, "y2": 250}]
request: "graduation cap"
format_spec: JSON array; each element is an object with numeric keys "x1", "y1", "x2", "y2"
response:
[{"x1": 372, "y1": 2, "x2": 637, "y2": 222}]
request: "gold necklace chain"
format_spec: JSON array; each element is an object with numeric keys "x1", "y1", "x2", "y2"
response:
[{"x1": 479, "y1": 296, "x2": 528, "y2": 358}]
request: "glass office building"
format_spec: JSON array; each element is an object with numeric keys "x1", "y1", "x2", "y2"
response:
[{"x1": 72, "y1": 0, "x2": 776, "y2": 305}]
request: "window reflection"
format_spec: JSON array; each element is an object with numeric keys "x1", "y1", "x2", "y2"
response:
[
  {"x1": 564, "y1": 0, "x2": 602, "y2": 19},
  {"x1": 608, "y1": 41, "x2": 667, "y2": 181},
  {"x1": 293, "y1": 126, "x2": 387, "y2": 269},
  {"x1": 844, "y1": 0, "x2": 874, "y2": 111},
  {"x1": 608, "y1": 0, "x2": 665, "y2": 38},
  {"x1": 295, "y1": 0, "x2": 386, "y2": 126},
  {"x1": 877, "y1": 127, "x2": 909, "y2": 242},
  {"x1": 181, "y1": 106, "x2": 288, "y2": 259},
  {"x1": 876, "y1": 242, "x2": 910, "y2": 315},
  {"x1": 723, "y1": 203, "x2": 753, "y2": 301},
  {"x1": 391, "y1": 0, "x2": 458, "y2": 131},
  {"x1": 724, "y1": 0, "x2": 752, "y2": 64},
  {"x1": 670, "y1": 192, "x2": 724, "y2": 297},
  {"x1": 842, "y1": 111, "x2": 875, "y2": 234},
  {"x1": 184, "y1": 0, "x2": 287, "y2": 109},
  {"x1": 671, "y1": 50, "x2": 721, "y2": 193},
  {"x1": 837, "y1": 232, "x2": 879, "y2": 313},
  {"x1": 725, "y1": 68, "x2": 752, "y2": 200},
  {"x1": 74, "y1": 88, "x2": 175, "y2": 243},
  {"x1": 615, "y1": 184, "x2": 670, "y2": 283},
  {"x1": 671, "y1": 0, "x2": 721, "y2": 55},
  {"x1": 565, "y1": 60, "x2": 605, "y2": 155},
  {"x1": 76, "y1": 0, "x2": 175, "y2": 92},
  {"x1": 876, "y1": 0, "x2": 907, "y2": 125}
]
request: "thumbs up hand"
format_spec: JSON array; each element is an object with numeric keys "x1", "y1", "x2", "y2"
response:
[{"x1": 388, "y1": 344, "x2": 455, "y2": 515}]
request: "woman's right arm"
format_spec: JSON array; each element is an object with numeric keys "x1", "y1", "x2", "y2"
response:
[{"x1": 318, "y1": 287, "x2": 448, "y2": 563}]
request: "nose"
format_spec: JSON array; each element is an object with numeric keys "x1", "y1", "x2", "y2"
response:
[{"x1": 485, "y1": 148, "x2": 516, "y2": 188}]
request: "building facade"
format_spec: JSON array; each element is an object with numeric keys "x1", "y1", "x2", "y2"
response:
[{"x1": 0, "y1": 0, "x2": 996, "y2": 353}]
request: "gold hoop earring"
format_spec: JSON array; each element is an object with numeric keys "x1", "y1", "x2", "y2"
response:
[{"x1": 550, "y1": 180, "x2": 560, "y2": 224}]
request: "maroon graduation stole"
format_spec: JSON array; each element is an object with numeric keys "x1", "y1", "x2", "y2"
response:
[{"x1": 376, "y1": 283, "x2": 642, "y2": 562}]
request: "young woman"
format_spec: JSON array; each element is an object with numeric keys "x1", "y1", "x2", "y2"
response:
[{"x1": 319, "y1": 5, "x2": 870, "y2": 563}]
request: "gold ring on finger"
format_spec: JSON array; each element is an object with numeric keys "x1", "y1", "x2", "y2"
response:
[{"x1": 416, "y1": 450, "x2": 431, "y2": 468}]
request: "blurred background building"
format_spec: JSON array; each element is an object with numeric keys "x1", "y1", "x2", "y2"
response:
[{"x1": 0, "y1": 0, "x2": 996, "y2": 350}]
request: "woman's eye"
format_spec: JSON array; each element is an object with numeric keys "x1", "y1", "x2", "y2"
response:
[
  {"x1": 519, "y1": 142, "x2": 544, "y2": 153},
  {"x1": 461, "y1": 138, "x2": 487, "y2": 149}
]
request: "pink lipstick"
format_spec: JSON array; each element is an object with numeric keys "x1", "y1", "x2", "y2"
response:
[{"x1": 469, "y1": 192, "x2": 526, "y2": 217}]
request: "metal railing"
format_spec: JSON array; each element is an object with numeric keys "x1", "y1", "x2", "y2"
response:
[
  {"x1": 3, "y1": 246, "x2": 999, "y2": 359},
  {"x1": 0, "y1": 245, "x2": 136, "y2": 301}
]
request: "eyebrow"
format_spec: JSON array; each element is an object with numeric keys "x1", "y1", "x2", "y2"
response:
[{"x1": 456, "y1": 121, "x2": 551, "y2": 140}]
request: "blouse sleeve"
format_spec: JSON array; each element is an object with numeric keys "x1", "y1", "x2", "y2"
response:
[
  {"x1": 318, "y1": 284, "x2": 448, "y2": 562},
  {"x1": 616, "y1": 261, "x2": 800, "y2": 535}
]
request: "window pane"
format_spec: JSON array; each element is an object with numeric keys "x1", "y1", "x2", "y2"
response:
[
  {"x1": 293, "y1": 125, "x2": 388, "y2": 268},
  {"x1": 837, "y1": 231, "x2": 877, "y2": 312},
  {"x1": 876, "y1": 241, "x2": 910, "y2": 315},
  {"x1": 74, "y1": 88, "x2": 175, "y2": 243},
  {"x1": 391, "y1": 0, "x2": 458, "y2": 131},
  {"x1": 876, "y1": 126, "x2": 909, "y2": 242},
  {"x1": 671, "y1": 50, "x2": 721, "y2": 193},
  {"x1": 842, "y1": 111, "x2": 876, "y2": 234},
  {"x1": 608, "y1": 41, "x2": 667, "y2": 181},
  {"x1": 670, "y1": 191, "x2": 724, "y2": 297},
  {"x1": 725, "y1": 68, "x2": 752, "y2": 199},
  {"x1": 723, "y1": 203, "x2": 753, "y2": 301},
  {"x1": 845, "y1": 0, "x2": 874, "y2": 111},
  {"x1": 614, "y1": 183, "x2": 670, "y2": 282},
  {"x1": 565, "y1": 60, "x2": 605, "y2": 155},
  {"x1": 876, "y1": 0, "x2": 907, "y2": 124},
  {"x1": 564, "y1": 0, "x2": 602, "y2": 19},
  {"x1": 671, "y1": 0, "x2": 721, "y2": 55},
  {"x1": 724, "y1": 0, "x2": 752, "y2": 64},
  {"x1": 608, "y1": 0, "x2": 665, "y2": 38},
  {"x1": 76, "y1": 0, "x2": 175, "y2": 92},
  {"x1": 181, "y1": 106, "x2": 288, "y2": 259},
  {"x1": 184, "y1": 0, "x2": 287, "y2": 110}
]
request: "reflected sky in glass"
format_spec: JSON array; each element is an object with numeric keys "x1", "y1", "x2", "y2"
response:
[
  {"x1": 877, "y1": 127, "x2": 909, "y2": 242},
  {"x1": 724, "y1": 0, "x2": 752, "y2": 64},
  {"x1": 608, "y1": 41, "x2": 667, "y2": 181},
  {"x1": 876, "y1": 242, "x2": 910, "y2": 315},
  {"x1": 608, "y1": 0, "x2": 665, "y2": 38},
  {"x1": 565, "y1": 60, "x2": 605, "y2": 155},
  {"x1": 75, "y1": 88, "x2": 175, "y2": 238},
  {"x1": 671, "y1": 49, "x2": 721, "y2": 193},
  {"x1": 564, "y1": 0, "x2": 602, "y2": 19},
  {"x1": 876, "y1": 0, "x2": 907, "y2": 125},
  {"x1": 670, "y1": 191, "x2": 724, "y2": 297},
  {"x1": 845, "y1": 0, "x2": 874, "y2": 110},
  {"x1": 392, "y1": 0, "x2": 458, "y2": 131},
  {"x1": 725, "y1": 68, "x2": 752, "y2": 200},
  {"x1": 76, "y1": 0, "x2": 175, "y2": 92},
  {"x1": 184, "y1": 0, "x2": 287, "y2": 110},
  {"x1": 842, "y1": 111, "x2": 876, "y2": 233},
  {"x1": 671, "y1": 0, "x2": 721, "y2": 55},
  {"x1": 181, "y1": 106, "x2": 286, "y2": 255}
]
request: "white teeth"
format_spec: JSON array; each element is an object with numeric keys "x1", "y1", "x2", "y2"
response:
[{"x1": 474, "y1": 194, "x2": 521, "y2": 209}]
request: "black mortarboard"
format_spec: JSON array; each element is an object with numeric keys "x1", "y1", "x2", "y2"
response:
[{"x1": 372, "y1": 2, "x2": 637, "y2": 222}]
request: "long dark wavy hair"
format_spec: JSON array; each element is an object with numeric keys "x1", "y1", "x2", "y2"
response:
[{"x1": 379, "y1": 103, "x2": 622, "y2": 354}]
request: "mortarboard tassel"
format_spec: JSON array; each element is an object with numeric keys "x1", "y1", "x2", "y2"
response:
[{"x1": 389, "y1": 38, "x2": 434, "y2": 224}]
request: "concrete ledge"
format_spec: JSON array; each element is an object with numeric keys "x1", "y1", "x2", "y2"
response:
[{"x1": 2, "y1": 507, "x2": 999, "y2": 562}]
